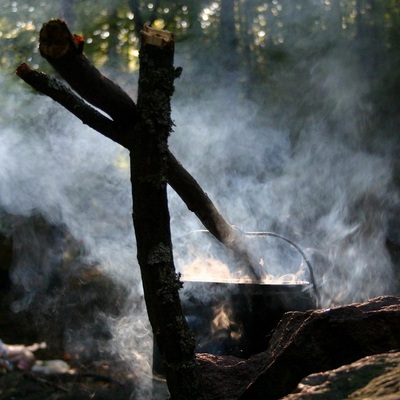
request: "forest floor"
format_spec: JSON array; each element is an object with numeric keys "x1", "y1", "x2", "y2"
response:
[{"x1": 0, "y1": 364, "x2": 169, "y2": 400}]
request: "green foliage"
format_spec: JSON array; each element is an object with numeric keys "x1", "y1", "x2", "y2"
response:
[
  {"x1": 1, "y1": 1, "x2": 399, "y2": 74},
  {"x1": 0, "y1": 2, "x2": 59, "y2": 71},
  {"x1": 1, "y1": 0, "x2": 400, "y2": 149}
]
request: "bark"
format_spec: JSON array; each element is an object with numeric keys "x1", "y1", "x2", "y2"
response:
[
  {"x1": 38, "y1": 20, "x2": 136, "y2": 125},
  {"x1": 15, "y1": 63, "x2": 118, "y2": 142},
  {"x1": 16, "y1": 19, "x2": 261, "y2": 281},
  {"x1": 129, "y1": 25, "x2": 203, "y2": 399},
  {"x1": 18, "y1": 20, "x2": 206, "y2": 399}
]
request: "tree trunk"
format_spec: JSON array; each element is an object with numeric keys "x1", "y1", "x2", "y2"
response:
[
  {"x1": 129, "y1": 0, "x2": 162, "y2": 42},
  {"x1": 220, "y1": 0, "x2": 239, "y2": 73},
  {"x1": 17, "y1": 19, "x2": 209, "y2": 399}
]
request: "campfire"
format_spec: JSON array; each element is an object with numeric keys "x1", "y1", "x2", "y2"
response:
[
  {"x1": 8, "y1": 13, "x2": 399, "y2": 399},
  {"x1": 169, "y1": 231, "x2": 318, "y2": 360}
]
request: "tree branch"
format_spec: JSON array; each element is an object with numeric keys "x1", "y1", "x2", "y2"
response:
[
  {"x1": 16, "y1": 19, "x2": 262, "y2": 281},
  {"x1": 166, "y1": 154, "x2": 232, "y2": 243},
  {"x1": 16, "y1": 63, "x2": 123, "y2": 145},
  {"x1": 38, "y1": 19, "x2": 136, "y2": 125},
  {"x1": 166, "y1": 153, "x2": 259, "y2": 270}
]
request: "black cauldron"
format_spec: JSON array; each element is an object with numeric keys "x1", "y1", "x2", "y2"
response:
[
  {"x1": 180, "y1": 279, "x2": 316, "y2": 358},
  {"x1": 153, "y1": 231, "x2": 318, "y2": 375}
]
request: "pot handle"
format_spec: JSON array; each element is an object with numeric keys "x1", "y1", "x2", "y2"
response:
[{"x1": 243, "y1": 231, "x2": 320, "y2": 308}]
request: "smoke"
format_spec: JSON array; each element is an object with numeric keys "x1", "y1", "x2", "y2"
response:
[
  {"x1": 2, "y1": 78, "x2": 135, "y2": 268},
  {"x1": 169, "y1": 24, "x2": 399, "y2": 306},
  {"x1": 0, "y1": 74, "x2": 157, "y2": 388},
  {"x1": 0, "y1": 72, "x2": 170, "y2": 395},
  {"x1": 0, "y1": 3, "x2": 399, "y2": 397}
]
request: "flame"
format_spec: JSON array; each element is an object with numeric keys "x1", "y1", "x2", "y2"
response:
[
  {"x1": 211, "y1": 303, "x2": 242, "y2": 342},
  {"x1": 211, "y1": 304, "x2": 231, "y2": 333}
]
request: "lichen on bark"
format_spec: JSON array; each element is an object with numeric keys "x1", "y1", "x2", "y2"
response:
[
  {"x1": 147, "y1": 243, "x2": 172, "y2": 265},
  {"x1": 130, "y1": 30, "x2": 204, "y2": 399}
]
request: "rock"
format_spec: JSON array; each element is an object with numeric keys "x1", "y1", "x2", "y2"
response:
[
  {"x1": 195, "y1": 296, "x2": 400, "y2": 400},
  {"x1": 282, "y1": 351, "x2": 400, "y2": 399},
  {"x1": 237, "y1": 295, "x2": 400, "y2": 400},
  {"x1": 0, "y1": 213, "x2": 131, "y2": 362},
  {"x1": 196, "y1": 353, "x2": 264, "y2": 400}
]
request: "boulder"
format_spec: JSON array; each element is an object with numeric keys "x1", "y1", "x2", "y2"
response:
[
  {"x1": 197, "y1": 296, "x2": 400, "y2": 400},
  {"x1": 238, "y1": 295, "x2": 400, "y2": 399},
  {"x1": 282, "y1": 351, "x2": 400, "y2": 399},
  {"x1": 197, "y1": 353, "x2": 263, "y2": 400}
]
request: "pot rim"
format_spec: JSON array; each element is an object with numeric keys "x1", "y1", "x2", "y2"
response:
[{"x1": 182, "y1": 278, "x2": 310, "y2": 286}]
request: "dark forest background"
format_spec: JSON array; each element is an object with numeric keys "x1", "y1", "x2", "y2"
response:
[
  {"x1": 1, "y1": 0, "x2": 400, "y2": 328},
  {"x1": 0, "y1": 2, "x2": 400, "y2": 393}
]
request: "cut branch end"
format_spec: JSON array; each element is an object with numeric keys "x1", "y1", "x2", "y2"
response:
[
  {"x1": 141, "y1": 24, "x2": 174, "y2": 47},
  {"x1": 16, "y1": 62, "x2": 34, "y2": 78},
  {"x1": 39, "y1": 19, "x2": 78, "y2": 59}
]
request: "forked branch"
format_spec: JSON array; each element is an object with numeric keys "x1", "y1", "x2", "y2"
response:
[{"x1": 16, "y1": 19, "x2": 262, "y2": 281}]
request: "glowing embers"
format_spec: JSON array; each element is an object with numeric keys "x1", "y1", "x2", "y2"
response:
[{"x1": 212, "y1": 303, "x2": 238, "y2": 337}]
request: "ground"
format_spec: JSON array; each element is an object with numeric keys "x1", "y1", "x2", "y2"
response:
[{"x1": 0, "y1": 368, "x2": 169, "y2": 399}]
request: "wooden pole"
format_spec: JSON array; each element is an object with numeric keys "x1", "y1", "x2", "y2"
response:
[{"x1": 130, "y1": 25, "x2": 203, "y2": 398}]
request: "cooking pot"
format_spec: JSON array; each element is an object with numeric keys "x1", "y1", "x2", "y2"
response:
[
  {"x1": 180, "y1": 279, "x2": 315, "y2": 358},
  {"x1": 153, "y1": 231, "x2": 318, "y2": 375}
]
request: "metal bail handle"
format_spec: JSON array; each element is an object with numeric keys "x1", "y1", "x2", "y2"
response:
[
  {"x1": 242, "y1": 230, "x2": 320, "y2": 308},
  {"x1": 182, "y1": 228, "x2": 321, "y2": 308}
]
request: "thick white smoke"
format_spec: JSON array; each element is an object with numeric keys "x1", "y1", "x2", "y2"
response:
[{"x1": 169, "y1": 39, "x2": 398, "y2": 306}]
